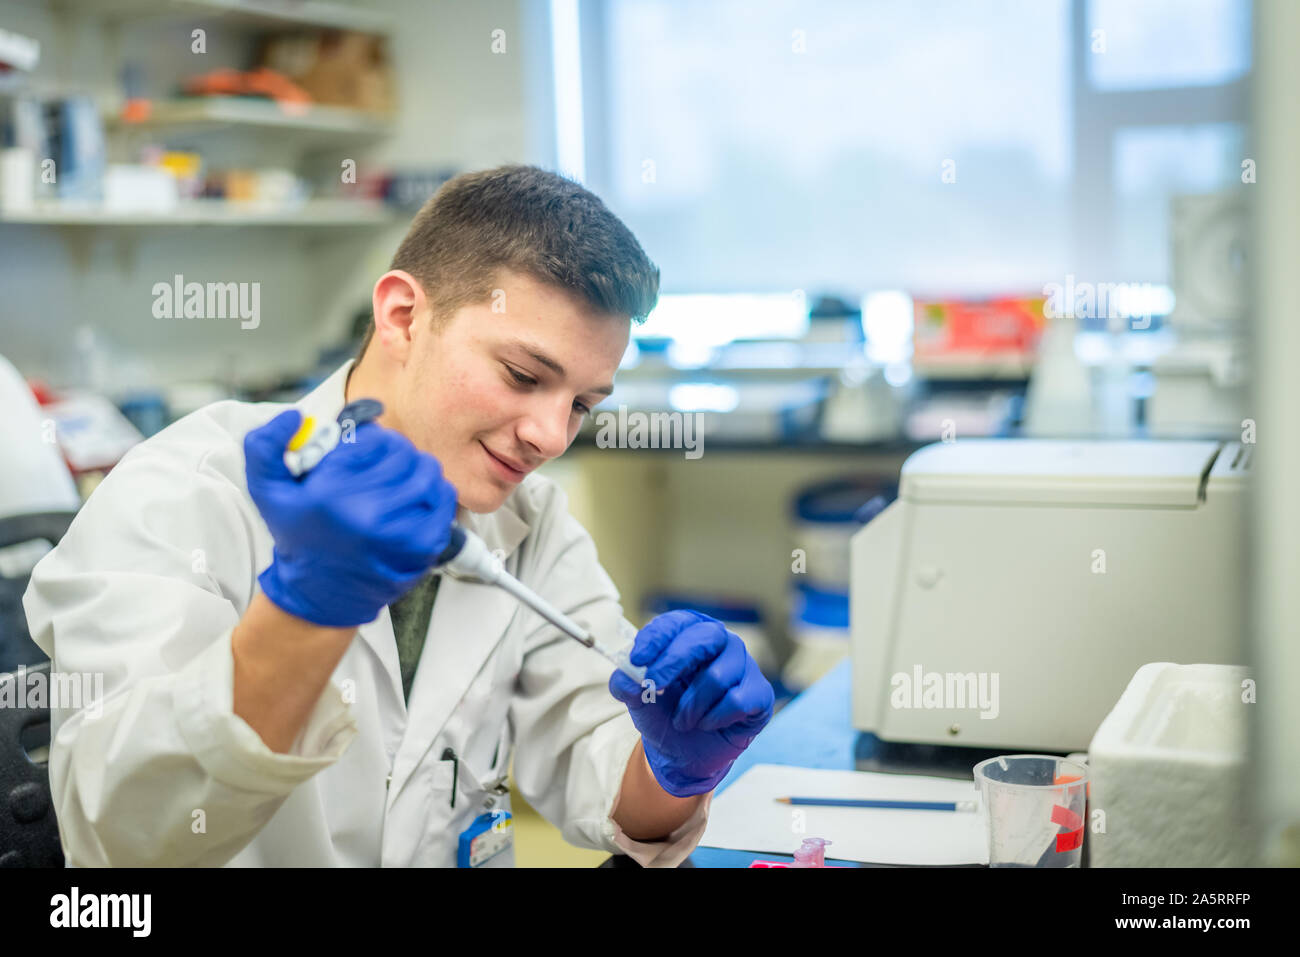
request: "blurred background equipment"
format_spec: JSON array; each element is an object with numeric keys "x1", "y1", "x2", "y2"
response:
[
  {"x1": 0, "y1": 354, "x2": 78, "y2": 520},
  {"x1": 851, "y1": 439, "x2": 1248, "y2": 752},
  {"x1": 1147, "y1": 192, "x2": 1249, "y2": 437},
  {"x1": 0, "y1": 353, "x2": 78, "y2": 672},
  {"x1": 782, "y1": 478, "x2": 893, "y2": 691},
  {"x1": 911, "y1": 296, "x2": 1045, "y2": 380}
]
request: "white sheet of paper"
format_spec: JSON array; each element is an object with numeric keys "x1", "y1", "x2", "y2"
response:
[{"x1": 700, "y1": 764, "x2": 989, "y2": 866}]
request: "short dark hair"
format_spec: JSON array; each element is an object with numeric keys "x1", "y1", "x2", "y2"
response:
[{"x1": 358, "y1": 164, "x2": 659, "y2": 357}]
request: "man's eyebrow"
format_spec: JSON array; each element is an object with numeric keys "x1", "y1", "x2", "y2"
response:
[{"x1": 507, "y1": 340, "x2": 615, "y2": 395}]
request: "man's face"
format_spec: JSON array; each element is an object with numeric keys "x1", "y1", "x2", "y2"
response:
[{"x1": 390, "y1": 270, "x2": 629, "y2": 513}]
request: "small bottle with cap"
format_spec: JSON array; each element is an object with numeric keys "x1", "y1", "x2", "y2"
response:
[{"x1": 791, "y1": 837, "x2": 832, "y2": 867}]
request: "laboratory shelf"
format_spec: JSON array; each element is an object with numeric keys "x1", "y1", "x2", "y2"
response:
[
  {"x1": 110, "y1": 97, "x2": 393, "y2": 142},
  {"x1": 53, "y1": 0, "x2": 392, "y2": 33},
  {"x1": 0, "y1": 199, "x2": 400, "y2": 227},
  {"x1": 911, "y1": 356, "x2": 1035, "y2": 380}
]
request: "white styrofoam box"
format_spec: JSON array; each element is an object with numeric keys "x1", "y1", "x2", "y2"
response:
[{"x1": 1088, "y1": 662, "x2": 1255, "y2": 867}]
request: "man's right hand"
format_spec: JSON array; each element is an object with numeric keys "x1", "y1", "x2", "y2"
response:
[{"x1": 243, "y1": 408, "x2": 459, "y2": 627}]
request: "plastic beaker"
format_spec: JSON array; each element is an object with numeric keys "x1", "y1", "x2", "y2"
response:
[{"x1": 973, "y1": 754, "x2": 1088, "y2": 867}]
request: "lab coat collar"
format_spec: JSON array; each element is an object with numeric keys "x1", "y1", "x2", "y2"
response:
[{"x1": 294, "y1": 362, "x2": 533, "y2": 756}]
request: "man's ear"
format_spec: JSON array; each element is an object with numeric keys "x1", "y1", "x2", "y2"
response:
[{"x1": 370, "y1": 270, "x2": 426, "y2": 362}]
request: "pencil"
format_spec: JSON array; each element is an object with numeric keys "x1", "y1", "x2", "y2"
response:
[{"x1": 775, "y1": 797, "x2": 977, "y2": 812}]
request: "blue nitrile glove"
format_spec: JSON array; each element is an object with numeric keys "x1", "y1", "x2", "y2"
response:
[
  {"x1": 244, "y1": 408, "x2": 459, "y2": 627},
  {"x1": 609, "y1": 610, "x2": 775, "y2": 797}
]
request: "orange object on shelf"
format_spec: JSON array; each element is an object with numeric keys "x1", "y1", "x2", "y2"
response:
[
  {"x1": 182, "y1": 67, "x2": 245, "y2": 97},
  {"x1": 181, "y1": 66, "x2": 313, "y2": 107},
  {"x1": 120, "y1": 98, "x2": 152, "y2": 123}
]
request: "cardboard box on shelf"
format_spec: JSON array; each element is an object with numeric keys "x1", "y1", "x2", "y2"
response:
[{"x1": 261, "y1": 30, "x2": 395, "y2": 115}]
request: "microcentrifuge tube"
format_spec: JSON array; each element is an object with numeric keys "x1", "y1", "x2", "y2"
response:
[
  {"x1": 792, "y1": 837, "x2": 832, "y2": 867},
  {"x1": 609, "y1": 619, "x2": 647, "y2": 683},
  {"x1": 592, "y1": 619, "x2": 646, "y2": 683}
]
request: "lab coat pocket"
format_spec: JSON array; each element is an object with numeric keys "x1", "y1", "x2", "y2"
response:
[{"x1": 431, "y1": 758, "x2": 457, "y2": 797}]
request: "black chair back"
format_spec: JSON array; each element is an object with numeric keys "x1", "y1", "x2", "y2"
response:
[
  {"x1": 0, "y1": 511, "x2": 76, "y2": 866},
  {"x1": 0, "y1": 511, "x2": 75, "y2": 673},
  {"x1": 0, "y1": 661, "x2": 64, "y2": 866}
]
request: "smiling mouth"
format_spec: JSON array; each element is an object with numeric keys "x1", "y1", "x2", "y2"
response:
[{"x1": 481, "y1": 442, "x2": 529, "y2": 479}]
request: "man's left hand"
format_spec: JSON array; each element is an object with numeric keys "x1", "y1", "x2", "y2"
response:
[{"x1": 609, "y1": 610, "x2": 775, "y2": 798}]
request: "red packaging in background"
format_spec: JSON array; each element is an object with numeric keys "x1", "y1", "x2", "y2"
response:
[{"x1": 912, "y1": 296, "x2": 1047, "y2": 376}]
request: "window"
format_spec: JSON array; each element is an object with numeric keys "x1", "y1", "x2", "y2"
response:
[
  {"x1": 558, "y1": 0, "x2": 1251, "y2": 329},
  {"x1": 1087, "y1": 0, "x2": 1251, "y2": 90}
]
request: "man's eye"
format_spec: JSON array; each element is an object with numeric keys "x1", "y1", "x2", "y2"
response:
[
  {"x1": 573, "y1": 401, "x2": 591, "y2": 416},
  {"x1": 507, "y1": 367, "x2": 537, "y2": 386}
]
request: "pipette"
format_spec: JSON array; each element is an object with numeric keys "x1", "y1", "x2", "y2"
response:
[
  {"x1": 281, "y1": 398, "x2": 647, "y2": 684},
  {"x1": 432, "y1": 525, "x2": 647, "y2": 684}
]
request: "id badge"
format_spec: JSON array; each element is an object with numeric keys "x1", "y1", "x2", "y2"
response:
[{"x1": 457, "y1": 808, "x2": 513, "y2": 868}]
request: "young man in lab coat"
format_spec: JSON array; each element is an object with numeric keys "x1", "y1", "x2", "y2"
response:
[{"x1": 23, "y1": 164, "x2": 774, "y2": 867}]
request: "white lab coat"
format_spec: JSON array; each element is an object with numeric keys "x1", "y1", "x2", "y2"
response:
[{"x1": 22, "y1": 360, "x2": 711, "y2": 867}]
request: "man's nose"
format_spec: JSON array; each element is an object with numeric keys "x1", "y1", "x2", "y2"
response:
[{"x1": 517, "y1": 396, "x2": 572, "y2": 460}]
